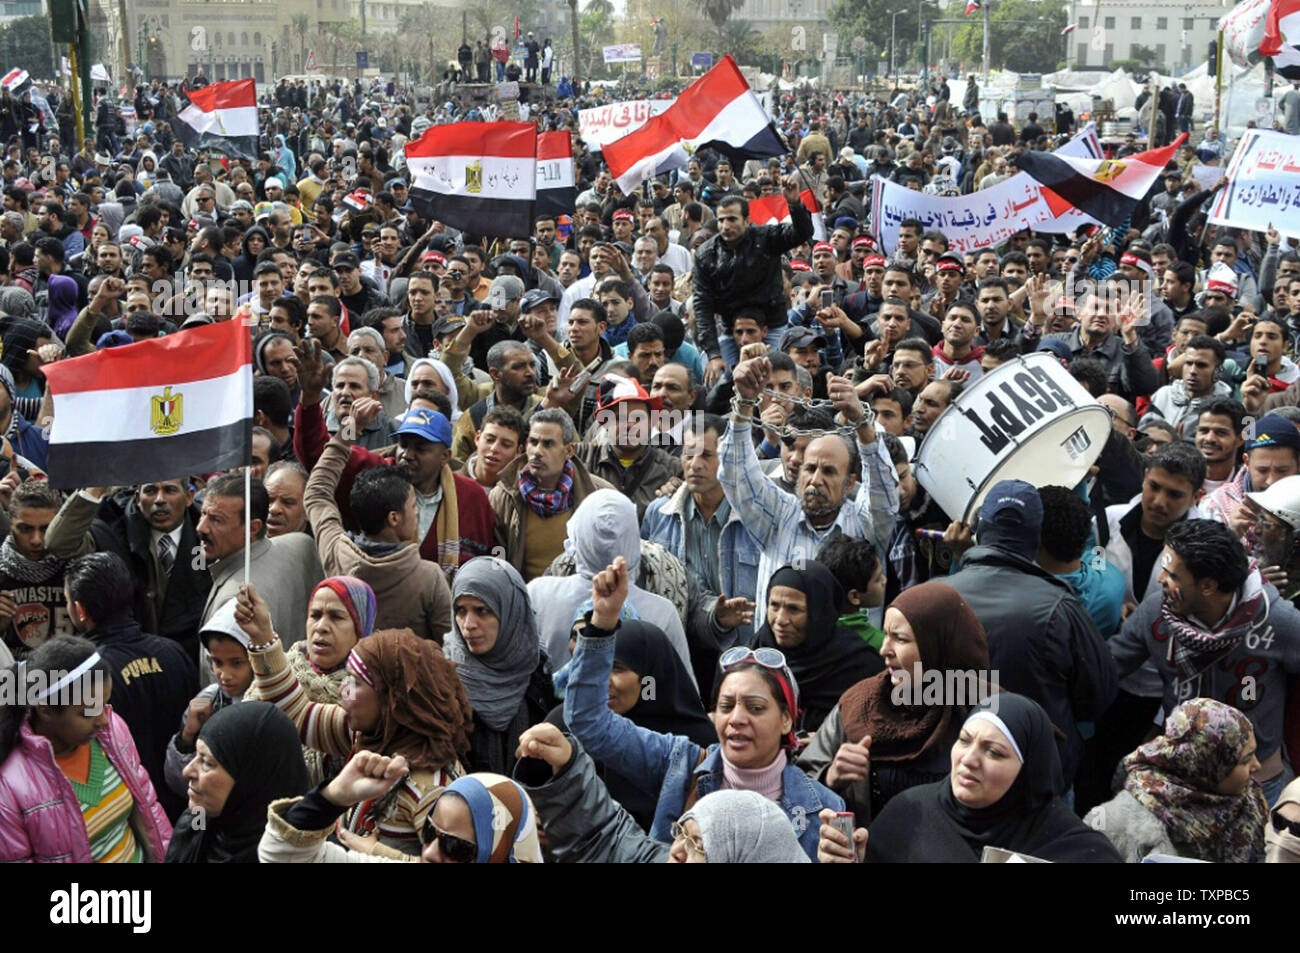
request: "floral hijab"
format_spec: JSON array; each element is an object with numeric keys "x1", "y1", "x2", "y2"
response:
[{"x1": 1123, "y1": 698, "x2": 1268, "y2": 864}]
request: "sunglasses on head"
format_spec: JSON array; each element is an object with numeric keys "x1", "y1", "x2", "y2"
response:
[{"x1": 419, "y1": 814, "x2": 477, "y2": 862}]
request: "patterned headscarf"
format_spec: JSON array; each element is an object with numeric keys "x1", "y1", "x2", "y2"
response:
[
  {"x1": 1123, "y1": 698, "x2": 1268, "y2": 864},
  {"x1": 311, "y1": 576, "x2": 377, "y2": 641},
  {"x1": 436, "y1": 773, "x2": 543, "y2": 863}
]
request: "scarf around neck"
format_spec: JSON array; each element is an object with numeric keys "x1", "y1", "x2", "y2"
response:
[
  {"x1": 519, "y1": 460, "x2": 574, "y2": 517},
  {"x1": 0, "y1": 536, "x2": 64, "y2": 584},
  {"x1": 1161, "y1": 570, "x2": 1267, "y2": 682}
]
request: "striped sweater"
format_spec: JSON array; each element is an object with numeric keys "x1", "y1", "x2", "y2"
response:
[{"x1": 248, "y1": 638, "x2": 458, "y2": 855}]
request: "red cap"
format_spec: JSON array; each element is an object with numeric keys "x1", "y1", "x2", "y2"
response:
[
  {"x1": 863, "y1": 254, "x2": 887, "y2": 269},
  {"x1": 852, "y1": 236, "x2": 876, "y2": 250},
  {"x1": 420, "y1": 250, "x2": 446, "y2": 265},
  {"x1": 613, "y1": 209, "x2": 634, "y2": 222},
  {"x1": 812, "y1": 241, "x2": 835, "y2": 255},
  {"x1": 790, "y1": 260, "x2": 811, "y2": 272},
  {"x1": 936, "y1": 257, "x2": 964, "y2": 274}
]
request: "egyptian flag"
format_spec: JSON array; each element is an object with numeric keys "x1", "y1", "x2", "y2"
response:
[
  {"x1": 1061, "y1": 23, "x2": 1078, "y2": 36},
  {"x1": 748, "y1": 191, "x2": 827, "y2": 241},
  {"x1": 1013, "y1": 135, "x2": 1186, "y2": 228},
  {"x1": 406, "y1": 122, "x2": 537, "y2": 238},
  {"x1": 965, "y1": 0, "x2": 981, "y2": 16},
  {"x1": 42, "y1": 320, "x2": 252, "y2": 489},
  {"x1": 536, "y1": 130, "x2": 576, "y2": 218},
  {"x1": 1262, "y1": 0, "x2": 1300, "y2": 77},
  {"x1": 603, "y1": 55, "x2": 785, "y2": 194},
  {"x1": 171, "y1": 78, "x2": 259, "y2": 159}
]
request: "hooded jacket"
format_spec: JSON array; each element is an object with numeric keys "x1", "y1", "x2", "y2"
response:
[
  {"x1": 1145, "y1": 379, "x2": 1234, "y2": 433},
  {"x1": 527, "y1": 488, "x2": 693, "y2": 680},
  {"x1": 0, "y1": 712, "x2": 172, "y2": 862},
  {"x1": 232, "y1": 225, "x2": 271, "y2": 284},
  {"x1": 944, "y1": 542, "x2": 1119, "y2": 784},
  {"x1": 303, "y1": 437, "x2": 452, "y2": 641}
]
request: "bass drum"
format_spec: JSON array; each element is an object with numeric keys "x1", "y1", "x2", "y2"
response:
[{"x1": 913, "y1": 351, "x2": 1110, "y2": 523}]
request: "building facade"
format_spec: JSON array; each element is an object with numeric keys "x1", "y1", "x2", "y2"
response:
[{"x1": 1069, "y1": 0, "x2": 1230, "y2": 71}]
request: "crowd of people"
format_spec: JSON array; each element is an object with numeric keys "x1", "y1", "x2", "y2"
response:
[{"x1": 0, "y1": 63, "x2": 1298, "y2": 866}]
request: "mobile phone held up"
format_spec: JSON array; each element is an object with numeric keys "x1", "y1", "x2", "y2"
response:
[
  {"x1": 820, "y1": 288, "x2": 834, "y2": 310},
  {"x1": 829, "y1": 811, "x2": 857, "y2": 861}
]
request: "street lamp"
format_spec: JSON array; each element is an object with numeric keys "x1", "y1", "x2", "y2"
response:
[{"x1": 889, "y1": 10, "x2": 906, "y2": 80}]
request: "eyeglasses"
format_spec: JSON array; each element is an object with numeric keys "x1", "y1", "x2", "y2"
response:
[
  {"x1": 1272, "y1": 810, "x2": 1300, "y2": 838},
  {"x1": 720, "y1": 645, "x2": 788, "y2": 673},
  {"x1": 670, "y1": 820, "x2": 707, "y2": 860},
  {"x1": 419, "y1": 814, "x2": 478, "y2": 862}
]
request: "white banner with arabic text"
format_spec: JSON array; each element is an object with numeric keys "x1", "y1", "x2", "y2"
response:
[
  {"x1": 578, "y1": 98, "x2": 675, "y2": 151},
  {"x1": 1209, "y1": 129, "x2": 1300, "y2": 234},
  {"x1": 870, "y1": 127, "x2": 1103, "y2": 255}
]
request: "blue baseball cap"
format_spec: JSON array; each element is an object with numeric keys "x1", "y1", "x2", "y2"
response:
[
  {"x1": 1248, "y1": 414, "x2": 1300, "y2": 453},
  {"x1": 394, "y1": 408, "x2": 452, "y2": 446}
]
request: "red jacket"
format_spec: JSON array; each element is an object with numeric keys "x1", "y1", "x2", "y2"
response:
[
  {"x1": 0, "y1": 711, "x2": 172, "y2": 862},
  {"x1": 294, "y1": 402, "x2": 495, "y2": 567}
]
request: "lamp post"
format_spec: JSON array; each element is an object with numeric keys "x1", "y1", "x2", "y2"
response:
[{"x1": 889, "y1": 10, "x2": 905, "y2": 81}]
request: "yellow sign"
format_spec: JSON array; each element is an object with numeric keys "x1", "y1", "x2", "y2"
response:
[
  {"x1": 150, "y1": 385, "x2": 183, "y2": 436},
  {"x1": 1093, "y1": 159, "x2": 1126, "y2": 183},
  {"x1": 465, "y1": 159, "x2": 483, "y2": 194}
]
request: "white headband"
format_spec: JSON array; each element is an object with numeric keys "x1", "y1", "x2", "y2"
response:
[
  {"x1": 33, "y1": 652, "x2": 102, "y2": 702},
  {"x1": 966, "y1": 710, "x2": 1024, "y2": 763}
]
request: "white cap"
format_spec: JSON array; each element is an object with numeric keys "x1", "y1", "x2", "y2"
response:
[{"x1": 1247, "y1": 474, "x2": 1300, "y2": 530}]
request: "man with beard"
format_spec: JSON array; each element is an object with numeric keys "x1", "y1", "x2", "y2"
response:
[
  {"x1": 0, "y1": 481, "x2": 72, "y2": 658},
  {"x1": 721, "y1": 356, "x2": 899, "y2": 629},
  {"x1": 974, "y1": 277, "x2": 1017, "y2": 345},
  {"x1": 42, "y1": 478, "x2": 212, "y2": 662},
  {"x1": 577, "y1": 375, "x2": 682, "y2": 521},
  {"x1": 909, "y1": 378, "x2": 962, "y2": 444},
  {"x1": 1193, "y1": 397, "x2": 1247, "y2": 496},
  {"x1": 490, "y1": 407, "x2": 614, "y2": 581}
]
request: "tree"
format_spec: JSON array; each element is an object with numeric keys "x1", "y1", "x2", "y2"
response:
[
  {"x1": 951, "y1": 0, "x2": 1066, "y2": 74},
  {"x1": 580, "y1": 1, "x2": 616, "y2": 76},
  {"x1": 696, "y1": 0, "x2": 746, "y2": 39},
  {"x1": 829, "y1": 0, "x2": 917, "y2": 62},
  {"x1": 718, "y1": 19, "x2": 761, "y2": 65},
  {"x1": 0, "y1": 17, "x2": 56, "y2": 80},
  {"x1": 291, "y1": 13, "x2": 311, "y2": 73}
]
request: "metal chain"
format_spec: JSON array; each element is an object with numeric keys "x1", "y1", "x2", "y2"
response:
[{"x1": 759, "y1": 387, "x2": 838, "y2": 411}]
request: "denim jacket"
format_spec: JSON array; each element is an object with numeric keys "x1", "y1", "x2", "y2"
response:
[
  {"x1": 564, "y1": 632, "x2": 843, "y2": 860},
  {"x1": 640, "y1": 483, "x2": 762, "y2": 648}
]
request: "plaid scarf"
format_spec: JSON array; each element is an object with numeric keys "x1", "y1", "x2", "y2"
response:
[
  {"x1": 1161, "y1": 571, "x2": 1267, "y2": 683},
  {"x1": 519, "y1": 461, "x2": 574, "y2": 517}
]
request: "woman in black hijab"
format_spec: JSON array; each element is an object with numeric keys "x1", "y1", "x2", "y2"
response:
[
  {"x1": 751, "y1": 561, "x2": 883, "y2": 734},
  {"x1": 821, "y1": 694, "x2": 1121, "y2": 862},
  {"x1": 165, "y1": 702, "x2": 310, "y2": 863},
  {"x1": 549, "y1": 618, "x2": 714, "y2": 830}
]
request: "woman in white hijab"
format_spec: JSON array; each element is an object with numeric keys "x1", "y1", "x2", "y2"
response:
[{"x1": 527, "y1": 489, "x2": 693, "y2": 683}]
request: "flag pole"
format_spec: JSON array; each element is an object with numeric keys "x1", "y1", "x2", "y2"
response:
[{"x1": 243, "y1": 464, "x2": 251, "y2": 585}]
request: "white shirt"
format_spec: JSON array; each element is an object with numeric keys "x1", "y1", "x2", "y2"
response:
[
  {"x1": 656, "y1": 242, "x2": 693, "y2": 277},
  {"x1": 151, "y1": 525, "x2": 184, "y2": 565},
  {"x1": 557, "y1": 273, "x2": 598, "y2": 337}
]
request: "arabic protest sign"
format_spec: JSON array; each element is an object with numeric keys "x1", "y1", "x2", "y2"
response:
[
  {"x1": 603, "y1": 44, "x2": 643, "y2": 65},
  {"x1": 1209, "y1": 130, "x2": 1300, "y2": 234},
  {"x1": 870, "y1": 126, "x2": 1102, "y2": 255},
  {"x1": 578, "y1": 98, "x2": 675, "y2": 151}
]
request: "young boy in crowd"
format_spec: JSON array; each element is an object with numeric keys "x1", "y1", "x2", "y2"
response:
[
  {"x1": 162, "y1": 599, "x2": 254, "y2": 797},
  {"x1": 818, "y1": 535, "x2": 888, "y2": 652}
]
